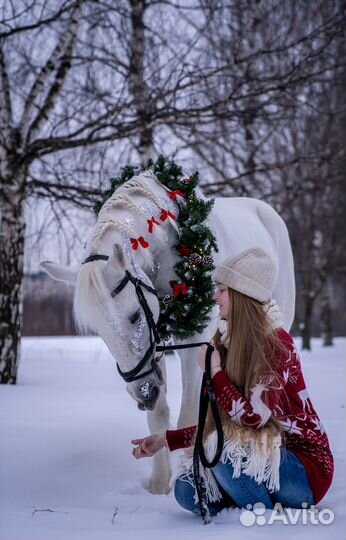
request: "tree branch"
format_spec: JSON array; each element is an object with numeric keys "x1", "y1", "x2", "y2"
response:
[
  {"x1": 0, "y1": 1, "x2": 80, "y2": 39},
  {"x1": 21, "y1": 1, "x2": 82, "y2": 141}
]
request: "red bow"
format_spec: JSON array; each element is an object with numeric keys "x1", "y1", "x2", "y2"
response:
[
  {"x1": 179, "y1": 244, "x2": 192, "y2": 256},
  {"x1": 172, "y1": 282, "x2": 188, "y2": 297},
  {"x1": 147, "y1": 216, "x2": 160, "y2": 233},
  {"x1": 160, "y1": 208, "x2": 176, "y2": 222},
  {"x1": 168, "y1": 189, "x2": 185, "y2": 201},
  {"x1": 130, "y1": 236, "x2": 149, "y2": 250}
]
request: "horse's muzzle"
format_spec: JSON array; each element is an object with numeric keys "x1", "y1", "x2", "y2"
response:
[{"x1": 137, "y1": 384, "x2": 160, "y2": 411}]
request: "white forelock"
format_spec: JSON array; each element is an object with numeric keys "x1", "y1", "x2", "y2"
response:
[{"x1": 73, "y1": 260, "x2": 110, "y2": 334}]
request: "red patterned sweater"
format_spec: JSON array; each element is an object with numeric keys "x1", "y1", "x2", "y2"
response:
[{"x1": 166, "y1": 329, "x2": 334, "y2": 504}]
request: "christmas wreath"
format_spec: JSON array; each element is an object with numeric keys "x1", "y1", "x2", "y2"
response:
[{"x1": 94, "y1": 155, "x2": 218, "y2": 340}]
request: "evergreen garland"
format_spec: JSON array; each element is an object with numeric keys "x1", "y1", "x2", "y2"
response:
[{"x1": 94, "y1": 155, "x2": 218, "y2": 340}]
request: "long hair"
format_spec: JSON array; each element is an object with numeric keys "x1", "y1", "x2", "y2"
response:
[{"x1": 204, "y1": 288, "x2": 288, "y2": 445}]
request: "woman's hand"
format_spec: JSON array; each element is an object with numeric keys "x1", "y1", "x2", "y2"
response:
[
  {"x1": 131, "y1": 433, "x2": 167, "y2": 459},
  {"x1": 197, "y1": 343, "x2": 222, "y2": 376}
]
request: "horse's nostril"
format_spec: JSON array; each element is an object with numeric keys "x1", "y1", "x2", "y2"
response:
[
  {"x1": 144, "y1": 385, "x2": 159, "y2": 404},
  {"x1": 151, "y1": 386, "x2": 159, "y2": 400}
]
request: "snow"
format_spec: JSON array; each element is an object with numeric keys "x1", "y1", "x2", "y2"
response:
[{"x1": 0, "y1": 336, "x2": 345, "y2": 540}]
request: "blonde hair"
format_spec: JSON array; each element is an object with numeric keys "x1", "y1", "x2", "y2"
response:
[{"x1": 204, "y1": 288, "x2": 288, "y2": 448}]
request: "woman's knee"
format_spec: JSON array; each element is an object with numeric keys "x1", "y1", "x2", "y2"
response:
[
  {"x1": 174, "y1": 477, "x2": 199, "y2": 513},
  {"x1": 272, "y1": 450, "x2": 315, "y2": 508}
]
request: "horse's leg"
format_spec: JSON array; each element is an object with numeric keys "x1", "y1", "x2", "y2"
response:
[
  {"x1": 176, "y1": 347, "x2": 203, "y2": 429},
  {"x1": 146, "y1": 356, "x2": 171, "y2": 494}
]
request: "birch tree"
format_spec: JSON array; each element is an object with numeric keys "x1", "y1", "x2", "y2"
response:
[{"x1": 0, "y1": 0, "x2": 158, "y2": 382}]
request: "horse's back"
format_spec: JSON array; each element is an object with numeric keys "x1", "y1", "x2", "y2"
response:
[
  {"x1": 209, "y1": 196, "x2": 295, "y2": 330},
  {"x1": 210, "y1": 196, "x2": 286, "y2": 258}
]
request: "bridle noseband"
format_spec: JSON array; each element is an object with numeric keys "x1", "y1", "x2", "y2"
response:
[{"x1": 82, "y1": 254, "x2": 162, "y2": 384}]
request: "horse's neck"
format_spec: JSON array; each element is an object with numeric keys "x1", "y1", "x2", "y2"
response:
[{"x1": 90, "y1": 174, "x2": 179, "y2": 295}]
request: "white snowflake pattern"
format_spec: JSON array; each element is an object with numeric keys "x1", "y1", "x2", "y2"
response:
[
  {"x1": 279, "y1": 418, "x2": 304, "y2": 435},
  {"x1": 310, "y1": 416, "x2": 326, "y2": 435}
]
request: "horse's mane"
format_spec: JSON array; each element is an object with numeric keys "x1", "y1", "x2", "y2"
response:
[
  {"x1": 73, "y1": 172, "x2": 175, "y2": 333},
  {"x1": 90, "y1": 172, "x2": 171, "y2": 252},
  {"x1": 73, "y1": 261, "x2": 111, "y2": 334}
]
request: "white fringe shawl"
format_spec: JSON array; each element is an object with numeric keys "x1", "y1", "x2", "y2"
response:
[{"x1": 170, "y1": 429, "x2": 282, "y2": 504}]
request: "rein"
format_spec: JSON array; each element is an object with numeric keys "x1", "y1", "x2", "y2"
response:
[
  {"x1": 193, "y1": 343, "x2": 224, "y2": 524},
  {"x1": 82, "y1": 253, "x2": 224, "y2": 523}
]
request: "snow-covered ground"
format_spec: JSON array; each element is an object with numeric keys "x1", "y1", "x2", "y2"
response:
[{"x1": 0, "y1": 336, "x2": 345, "y2": 540}]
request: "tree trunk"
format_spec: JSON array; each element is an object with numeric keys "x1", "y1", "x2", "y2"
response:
[
  {"x1": 129, "y1": 0, "x2": 154, "y2": 162},
  {"x1": 301, "y1": 295, "x2": 314, "y2": 350},
  {"x1": 320, "y1": 284, "x2": 333, "y2": 346},
  {"x1": 0, "y1": 195, "x2": 26, "y2": 384}
]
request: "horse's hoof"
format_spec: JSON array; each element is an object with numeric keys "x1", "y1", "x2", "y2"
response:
[
  {"x1": 142, "y1": 477, "x2": 171, "y2": 495},
  {"x1": 149, "y1": 482, "x2": 172, "y2": 495}
]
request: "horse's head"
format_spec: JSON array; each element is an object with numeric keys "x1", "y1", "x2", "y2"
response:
[{"x1": 41, "y1": 243, "x2": 163, "y2": 411}]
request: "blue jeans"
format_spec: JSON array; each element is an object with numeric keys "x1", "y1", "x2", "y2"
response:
[{"x1": 174, "y1": 449, "x2": 315, "y2": 516}]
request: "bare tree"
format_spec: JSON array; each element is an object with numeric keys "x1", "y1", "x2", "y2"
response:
[
  {"x1": 191, "y1": 1, "x2": 346, "y2": 349},
  {"x1": 185, "y1": 1, "x2": 346, "y2": 197},
  {"x1": 1, "y1": 0, "x2": 345, "y2": 382},
  {"x1": 265, "y1": 29, "x2": 346, "y2": 349}
]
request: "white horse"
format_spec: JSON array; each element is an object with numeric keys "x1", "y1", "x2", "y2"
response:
[{"x1": 41, "y1": 170, "x2": 295, "y2": 494}]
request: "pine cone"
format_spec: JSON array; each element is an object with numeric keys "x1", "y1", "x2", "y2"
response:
[
  {"x1": 203, "y1": 255, "x2": 213, "y2": 266},
  {"x1": 189, "y1": 253, "x2": 203, "y2": 266},
  {"x1": 162, "y1": 295, "x2": 172, "y2": 307}
]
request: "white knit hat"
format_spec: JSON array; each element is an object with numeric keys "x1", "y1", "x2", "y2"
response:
[{"x1": 213, "y1": 248, "x2": 278, "y2": 302}]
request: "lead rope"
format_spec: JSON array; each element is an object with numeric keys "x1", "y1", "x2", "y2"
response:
[{"x1": 192, "y1": 344, "x2": 224, "y2": 524}]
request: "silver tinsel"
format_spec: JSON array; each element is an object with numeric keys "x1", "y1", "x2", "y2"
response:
[
  {"x1": 123, "y1": 211, "x2": 162, "y2": 289},
  {"x1": 140, "y1": 196, "x2": 178, "y2": 221},
  {"x1": 140, "y1": 199, "x2": 162, "y2": 221},
  {"x1": 103, "y1": 307, "x2": 124, "y2": 337},
  {"x1": 121, "y1": 231, "x2": 152, "y2": 287},
  {"x1": 159, "y1": 195, "x2": 178, "y2": 216},
  {"x1": 130, "y1": 313, "x2": 146, "y2": 357}
]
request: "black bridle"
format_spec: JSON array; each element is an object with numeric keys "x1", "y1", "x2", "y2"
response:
[
  {"x1": 111, "y1": 270, "x2": 162, "y2": 383},
  {"x1": 83, "y1": 254, "x2": 161, "y2": 383}
]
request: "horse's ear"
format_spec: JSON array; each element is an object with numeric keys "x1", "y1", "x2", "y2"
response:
[
  {"x1": 113, "y1": 243, "x2": 126, "y2": 268},
  {"x1": 40, "y1": 261, "x2": 77, "y2": 284}
]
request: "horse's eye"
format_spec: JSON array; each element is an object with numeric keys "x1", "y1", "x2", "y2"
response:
[{"x1": 129, "y1": 310, "x2": 140, "y2": 324}]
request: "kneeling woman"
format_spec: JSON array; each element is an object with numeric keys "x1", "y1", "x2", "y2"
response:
[{"x1": 132, "y1": 248, "x2": 334, "y2": 516}]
